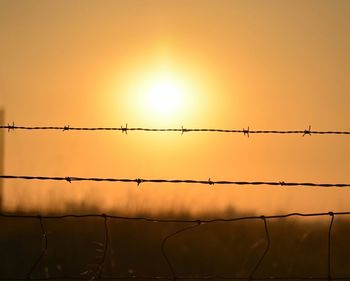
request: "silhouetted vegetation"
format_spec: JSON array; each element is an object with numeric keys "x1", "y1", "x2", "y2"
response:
[{"x1": 1, "y1": 207, "x2": 350, "y2": 280}]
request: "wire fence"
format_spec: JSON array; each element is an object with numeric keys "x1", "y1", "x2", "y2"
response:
[
  {"x1": 1, "y1": 124, "x2": 350, "y2": 137},
  {"x1": 1, "y1": 175, "x2": 350, "y2": 188},
  {"x1": 1, "y1": 122, "x2": 350, "y2": 280},
  {"x1": 0, "y1": 211, "x2": 348, "y2": 281}
]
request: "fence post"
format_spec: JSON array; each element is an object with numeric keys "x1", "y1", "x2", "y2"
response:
[{"x1": 0, "y1": 109, "x2": 4, "y2": 211}]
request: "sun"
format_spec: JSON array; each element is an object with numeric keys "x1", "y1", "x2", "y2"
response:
[
  {"x1": 147, "y1": 76, "x2": 183, "y2": 116},
  {"x1": 132, "y1": 70, "x2": 193, "y2": 124},
  {"x1": 113, "y1": 63, "x2": 202, "y2": 126}
]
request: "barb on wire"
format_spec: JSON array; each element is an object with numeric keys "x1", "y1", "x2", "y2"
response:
[
  {"x1": 7, "y1": 122, "x2": 15, "y2": 132},
  {"x1": 1, "y1": 124, "x2": 350, "y2": 136},
  {"x1": 243, "y1": 126, "x2": 250, "y2": 138},
  {"x1": 136, "y1": 178, "x2": 143, "y2": 186},
  {"x1": 27, "y1": 216, "x2": 48, "y2": 280},
  {"x1": 181, "y1": 126, "x2": 189, "y2": 135},
  {"x1": 207, "y1": 178, "x2": 214, "y2": 186},
  {"x1": 1, "y1": 175, "x2": 350, "y2": 188},
  {"x1": 121, "y1": 124, "x2": 128, "y2": 135},
  {"x1": 303, "y1": 126, "x2": 312, "y2": 137}
]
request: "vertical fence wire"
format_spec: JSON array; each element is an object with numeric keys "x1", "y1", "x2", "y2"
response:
[
  {"x1": 27, "y1": 216, "x2": 48, "y2": 280},
  {"x1": 0, "y1": 212, "x2": 349, "y2": 280}
]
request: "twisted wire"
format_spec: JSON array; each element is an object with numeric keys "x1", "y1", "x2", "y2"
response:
[
  {"x1": 1, "y1": 124, "x2": 350, "y2": 136},
  {"x1": 1, "y1": 175, "x2": 350, "y2": 188}
]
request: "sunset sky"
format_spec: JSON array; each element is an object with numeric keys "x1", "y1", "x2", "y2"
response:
[{"x1": 1, "y1": 0, "x2": 350, "y2": 216}]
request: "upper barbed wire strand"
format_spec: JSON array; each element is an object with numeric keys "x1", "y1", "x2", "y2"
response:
[{"x1": 1, "y1": 124, "x2": 350, "y2": 136}]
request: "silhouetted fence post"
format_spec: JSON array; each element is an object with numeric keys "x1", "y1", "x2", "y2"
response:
[{"x1": 0, "y1": 109, "x2": 4, "y2": 211}]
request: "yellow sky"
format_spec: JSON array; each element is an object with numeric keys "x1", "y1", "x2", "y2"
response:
[{"x1": 1, "y1": 0, "x2": 350, "y2": 216}]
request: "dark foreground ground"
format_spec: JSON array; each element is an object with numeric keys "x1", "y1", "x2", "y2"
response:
[{"x1": 1, "y1": 209, "x2": 350, "y2": 281}]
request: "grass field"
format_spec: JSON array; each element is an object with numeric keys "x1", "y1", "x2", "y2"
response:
[{"x1": 1, "y1": 208, "x2": 350, "y2": 280}]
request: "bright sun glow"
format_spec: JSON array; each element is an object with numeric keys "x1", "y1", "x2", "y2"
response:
[
  {"x1": 114, "y1": 62, "x2": 204, "y2": 126},
  {"x1": 147, "y1": 76, "x2": 183, "y2": 115},
  {"x1": 131, "y1": 70, "x2": 194, "y2": 125}
]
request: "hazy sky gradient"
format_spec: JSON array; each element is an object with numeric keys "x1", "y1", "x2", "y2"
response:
[{"x1": 1, "y1": 0, "x2": 350, "y2": 215}]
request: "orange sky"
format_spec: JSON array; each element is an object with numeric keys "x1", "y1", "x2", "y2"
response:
[{"x1": 1, "y1": 0, "x2": 350, "y2": 216}]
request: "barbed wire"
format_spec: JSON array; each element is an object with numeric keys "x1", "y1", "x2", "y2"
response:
[
  {"x1": 1, "y1": 122, "x2": 349, "y2": 280},
  {"x1": 1, "y1": 123, "x2": 350, "y2": 137},
  {"x1": 0, "y1": 211, "x2": 348, "y2": 280},
  {"x1": 1, "y1": 175, "x2": 350, "y2": 188}
]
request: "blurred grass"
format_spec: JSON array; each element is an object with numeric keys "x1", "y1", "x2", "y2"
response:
[{"x1": 0, "y1": 208, "x2": 350, "y2": 280}]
